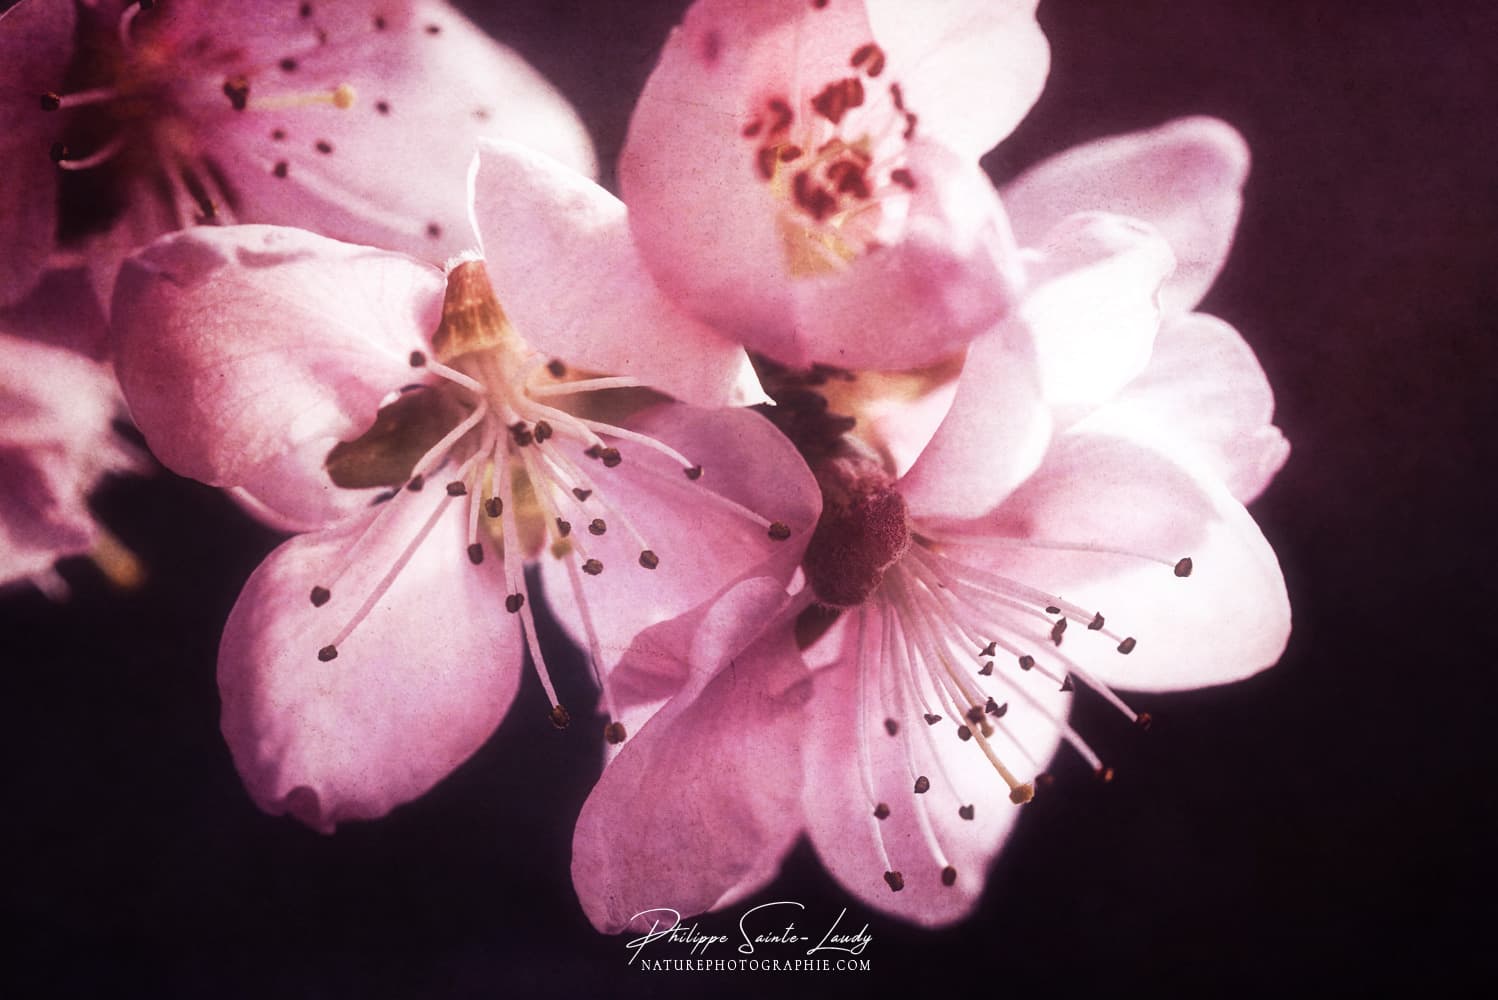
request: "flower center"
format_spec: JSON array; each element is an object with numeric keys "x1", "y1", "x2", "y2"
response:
[{"x1": 742, "y1": 40, "x2": 918, "y2": 277}]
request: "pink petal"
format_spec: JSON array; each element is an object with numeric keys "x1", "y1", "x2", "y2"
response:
[
  {"x1": 1018, "y1": 212, "x2": 1175, "y2": 414},
  {"x1": 899, "y1": 324, "x2": 1052, "y2": 521},
  {"x1": 572, "y1": 580, "x2": 808, "y2": 933},
  {"x1": 1003, "y1": 117, "x2": 1250, "y2": 314},
  {"x1": 183, "y1": 0, "x2": 596, "y2": 263},
  {"x1": 112, "y1": 225, "x2": 442, "y2": 516},
  {"x1": 0, "y1": 0, "x2": 73, "y2": 306},
  {"x1": 800, "y1": 605, "x2": 1065, "y2": 925},
  {"x1": 535, "y1": 404, "x2": 821, "y2": 693},
  {"x1": 939, "y1": 432, "x2": 1290, "y2": 692},
  {"x1": 864, "y1": 0, "x2": 1049, "y2": 158},
  {"x1": 220, "y1": 480, "x2": 523, "y2": 833},
  {"x1": 1076, "y1": 313, "x2": 1289, "y2": 503},
  {"x1": 467, "y1": 140, "x2": 766, "y2": 408},
  {"x1": 622, "y1": 1, "x2": 1021, "y2": 369}
]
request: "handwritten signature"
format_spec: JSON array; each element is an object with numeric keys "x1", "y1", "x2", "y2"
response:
[{"x1": 624, "y1": 902, "x2": 872, "y2": 964}]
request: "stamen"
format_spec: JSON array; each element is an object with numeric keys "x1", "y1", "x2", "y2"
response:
[
  {"x1": 54, "y1": 135, "x2": 128, "y2": 171},
  {"x1": 39, "y1": 87, "x2": 120, "y2": 111},
  {"x1": 246, "y1": 82, "x2": 357, "y2": 112}
]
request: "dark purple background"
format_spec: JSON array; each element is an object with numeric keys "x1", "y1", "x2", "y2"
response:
[{"x1": 6, "y1": 1, "x2": 1496, "y2": 996}]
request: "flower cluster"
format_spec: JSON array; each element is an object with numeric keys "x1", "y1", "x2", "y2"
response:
[{"x1": 3, "y1": 0, "x2": 1289, "y2": 934}]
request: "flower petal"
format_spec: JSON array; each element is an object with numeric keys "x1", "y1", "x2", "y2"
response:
[
  {"x1": 113, "y1": 226, "x2": 442, "y2": 510},
  {"x1": 1019, "y1": 212, "x2": 1175, "y2": 413},
  {"x1": 1002, "y1": 117, "x2": 1249, "y2": 314},
  {"x1": 1074, "y1": 313, "x2": 1289, "y2": 503},
  {"x1": 468, "y1": 140, "x2": 766, "y2": 409},
  {"x1": 572, "y1": 580, "x2": 808, "y2": 934},
  {"x1": 801, "y1": 605, "x2": 1064, "y2": 925},
  {"x1": 0, "y1": 0, "x2": 73, "y2": 305},
  {"x1": 937, "y1": 432, "x2": 1290, "y2": 692},
  {"x1": 535, "y1": 404, "x2": 820, "y2": 695},
  {"x1": 185, "y1": 0, "x2": 596, "y2": 264},
  {"x1": 899, "y1": 324, "x2": 1052, "y2": 521},
  {"x1": 864, "y1": 0, "x2": 1048, "y2": 158},
  {"x1": 219, "y1": 481, "x2": 522, "y2": 833}
]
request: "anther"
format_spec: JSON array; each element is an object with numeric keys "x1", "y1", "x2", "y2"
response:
[
  {"x1": 979, "y1": 641, "x2": 997, "y2": 657},
  {"x1": 505, "y1": 593, "x2": 525, "y2": 613},
  {"x1": 923, "y1": 713, "x2": 942, "y2": 725},
  {"x1": 604, "y1": 721, "x2": 627, "y2": 744},
  {"x1": 582, "y1": 559, "x2": 603, "y2": 576},
  {"x1": 958, "y1": 804, "x2": 975, "y2": 821},
  {"x1": 1009, "y1": 783, "x2": 1035, "y2": 805},
  {"x1": 223, "y1": 77, "x2": 250, "y2": 111},
  {"x1": 445, "y1": 481, "x2": 467, "y2": 497},
  {"x1": 1096, "y1": 766, "x2": 1115, "y2": 783},
  {"x1": 1088, "y1": 613, "x2": 1105, "y2": 630},
  {"x1": 1050, "y1": 618, "x2": 1067, "y2": 645},
  {"x1": 941, "y1": 866, "x2": 957, "y2": 887},
  {"x1": 549, "y1": 704, "x2": 571, "y2": 729},
  {"x1": 1045, "y1": 605, "x2": 1061, "y2": 614},
  {"x1": 1018, "y1": 654, "x2": 1035, "y2": 671},
  {"x1": 547, "y1": 359, "x2": 567, "y2": 377},
  {"x1": 273, "y1": 161, "x2": 289, "y2": 178},
  {"x1": 883, "y1": 718, "x2": 898, "y2": 736},
  {"x1": 957, "y1": 725, "x2": 972, "y2": 742},
  {"x1": 280, "y1": 57, "x2": 299, "y2": 72},
  {"x1": 409, "y1": 350, "x2": 426, "y2": 367},
  {"x1": 986, "y1": 698, "x2": 1007, "y2": 718},
  {"x1": 485, "y1": 497, "x2": 503, "y2": 518},
  {"x1": 684, "y1": 465, "x2": 703, "y2": 480},
  {"x1": 571, "y1": 488, "x2": 591, "y2": 501},
  {"x1": 1135, "y1": 712, "x2": 1154, "y2": 731},
  {"x1": 965, "y1": 705, "x2": 984, "y2": 724},
  {"x1": 1060, "y1": 675, "x2": 1075, "y2": 692},
  {"x1": 426, "y1": 222, "x2": 441, "y2": 238},
  {"x1": 1117, "y1": 637, "x2": 1137, "y2": 655},
  {"x1": 978, "y1": 661, "x2": 993, "y2": 676},
  {"x1": 588, "y1": 518, "x2": 607, "y2": 536},
  {"x1": 638, "y1": 550, "x2": 660, "y2": 570},
  {"x1": 406, "y1": 474, "x2": 424, "y2": 491},
  {"x1": 511, "y1": 424, "x2": 534, "y2": 447},
  {"x1": 767, "y1": 521, "x2": 792, "y2": 540},
  {"x1": 599, "y1": 447, "x2": 622, "y2": 468},
  {"x1": 315, "y1": 139, "x2": 334, "y2": 154},
  {"x1": 533, "y1": 420, "x2": 553, "y2": 442},
  {"x1": 873, "y1": 803, "x2": 890, "y2": 820},
  {"x1": 556, "y1": 518, "x2": 571, "y2": 537},
  {"x1": 913, "y1": 776, "x2": 930, "y2": 794},
  {"x1": 39, "y1": 92, "x2": 61, "y2": 111},
  {"x1": 309, "y1": 586, "x2": 331, "y2": 607},
  {"x1": 317, "y1": 644, "x2": 338, "y2": 662},
  {"x1": 889, "y1": 168, "x2": 916, "y2": 190},
  {"x1": 1175, "y1": 557, "x2": 1194, "y2": 577},
  {"x1": 883, "y1": 871, "x2": 904, "y2": 893},
  {"x1": 49, "y1": 142, "x2": 68, "y2": 163},
  {"x1": 467, "y1": 543, "x2": 484, "y2": 565}
]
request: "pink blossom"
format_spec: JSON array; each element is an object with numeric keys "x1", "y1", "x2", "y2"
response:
[
  {"x1": 619, "y1": 0, "x2": 1048, "y2": 370},
  {"x1": 0, "y1": 0, "x2": 595, "y2": 310},
  {"x1": 110, "y1": 142, "x2": 820, "y2": 832},
  {"x1": 573, "y1": 119, "x2": 1290, "y2": 931}
]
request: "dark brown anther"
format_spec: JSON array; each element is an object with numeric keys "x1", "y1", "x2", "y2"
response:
[
  {"x1": 684, "y1": 465, "x2": 703, "y2": 480},
  {"x1": 1060, "y1": 674, "x2": 1075, "y2": 693},
  {"x1": 889, "y1": 167, "x2": 916, "y2": 190},
  {"x1": 638, "y1": 550, "x2": 660, "y2": 570},
  {"x1": 883, "y1": 718, "x2": 898, "y2": 736},
  {"x1": 408, "y1": 350, "x2": 426, "y2": 367},
  {"x1": 280, "y1": 57, "x2": 299, "y2": 72},
  {"x1": 406, "y1": 474, "x2": 424, "y2": 492},
  {"x1": 1010, "y1": 783, "x2": 1036, "y2": 805},
  {"x1": 588, "y1": 518, "x2": 607, "y2": 536},
  {"x1": 767, "y1": 521, "x2": 792, "y2": 540},
  {"x1": 1117, "y1": 637, "x2": 1137, "y2": 655},
  {"x1": 987, "y1": 699, "x2": 1007, "y2": 718},
  {"x1": 39, "y1": 92, "x2": 61, "y2": 111},
  {"x1": 1175, "y1": 557, "x2": 1194, "y2": 577},
  {"x1": 850, "y1": 43, "x2": 885, "y2": 77},
  {"x1": 978, "y1": 661, "x2": 993, "y2": 676},
  {"x1": 555, "y1": 518, "x2": 571, "y2": 537},
  {"x1": 767, "y1": 97, "x2": 793, "y2": 133},
  {"x1": 445, "y1": 481, "x2": 466, "y2": 497},
  {"x1": 1088, "y1": 612, "x2": 1105, "y2": 630},
  {"x1": 299, "y1": 2, "x2": 312, "y2": 17},
  {"x1": 811, "y1": 77, "x2": 864, "y2": 124},
  {"x1": 913, "y1": 776, "x2": 930, "y2": 794},
  {"x1": 941, "y1": 866, "x2": 957, "y2": 887},
  {"x1": 604, "y1": 721, "x2": 627, "y2": 744},
  {"x1": 485, "y1": 497, "x2": 502, "y2": 518},
  {"x1": 883, "y1": 871, "x2": 904, "y2": 892},
  {"x1": 572, "y1": 488, "x2": 592, "y2": 501},
  {"x1": 1018, "y1": 654, "x2": 1035, "y2": 671},
  {"x1": 372, "y1": 490, "x2": 396, "y2": 506},
  {"x1": 600, "y1": 447, "x2": 622, "y2": 468},
  {"x1": 584, "y1": 444, "x2": 603, "y2": 459},
  {"x1": 742, "y1": 118, "x2": 763, "y2": 138},
  {"x1": 223, "y1": 76, "x2": 250, "y2": 111},
  {"x1": 979, "y1": 641, "x2": 997, "y2": 657},
  {"x1": 272, "y1": 161, "x2": 289, "y2": 178},
  {"x1": 425, "y1": 23, "x2": 442, "y2": 35},
  {"x1": 505, "y1": 593, "x2": 525, "y2": 613},
  {"x1": 812, "y1": 0, "x2": 829, "y2": 9},
  {"x1": 549, "y1": 704, "x2": 571, "y2": 729},
  {"x1": 965, "y1": 705, "x2": 984, "y2": 724},
  {"x1": 873, "y1": 802, "x2": 890, "y2": 820},
  {"x1": 309, "y1": 586, "x2": 331, "y2": 607},
  {"x1": 1135, "y1": 712, "x2": 1153, "y2": 731},
  {"x1": 779, "y1": 144, "x2": 803, "y2": 162},
  {"x1": 1096, "y1": 766, "x2": 1115, "y2": 783},
  {"x1": 49, "y1": 142, "x2": 69, "y2": 163},
  {"x1": 271, "y1": 128, "x2": 286, "y2": 141},
  {"x1": 546, "y1": 359, "x2": 567, "y2": 377},
  {"x1": 958, "y1": 804, "x2": 975, "y2": 821},
  {"x1": 957, "y1": 725, "x2": 972, "y2": 742},
  {"x1": 373, "y1": 14, "x2": 386, "y2": 30},
  {"x1": 425, "y1": 222, "x2": 441, "y2": 238},
  {"x1": 582, "y1": 559, "x2": 603, "y2": 576},
  {"x1": 902, "y1": 111, "x2": 918, "y2": 140},
  {"x1": 924, "y1": 713, "x2": 942, "y2": 725},
  {"x1": 1050, "y1": 618, "x2": 1067, "y2": 646},
  {"x1": 510, "y1": 423, "x2": 533, "y2": 446},
  {"x1": 756, "y1": 145, "x2": 778, "y2": 181},
  {"x1": 467, "y1": 543, "x2": 484, "y2": 565},
  {"x1": 533, "y1": 420, "x2": 553, "y2": 443},
  {"x1": 317, "y1": 645, "x2": 338, "y2": 662},
  {"x1": 1045, "y1": 604, "x2": 1061, "y2": 615}
]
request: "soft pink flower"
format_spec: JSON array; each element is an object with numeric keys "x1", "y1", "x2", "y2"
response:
[
  {"x1": 619, "y1": 0, "x2": 1048, "y2": 370},
  {"x1": 573, "y1": 118, "x2": 1291, "y2": 931},
  {"x1": 0, "y1": 315, "x2": 142, "y2": 597},
  {"x1": 110, "y1": 142, "x2": 820, "y2": 832},
  {"x1": 0, "y1": 0, "x2": 595, "y2": 309}
]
